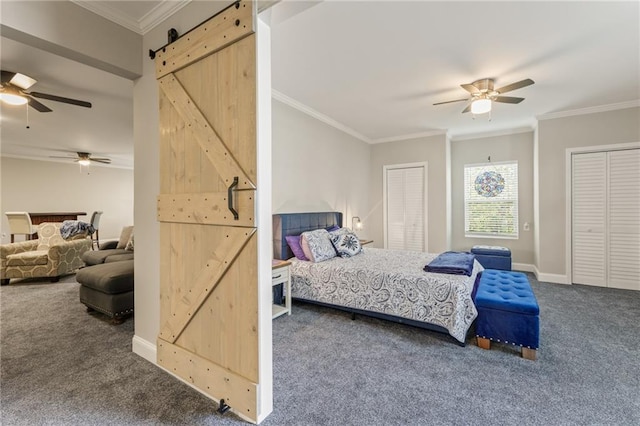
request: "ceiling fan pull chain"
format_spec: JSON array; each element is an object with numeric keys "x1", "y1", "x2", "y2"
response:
[{"x1": 25, "y1": 102, "x2": 30, "y2": 129}]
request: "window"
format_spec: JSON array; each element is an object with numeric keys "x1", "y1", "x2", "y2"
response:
[{"x1": 464, "y1": 161, "x2": 518, "y2": 238}]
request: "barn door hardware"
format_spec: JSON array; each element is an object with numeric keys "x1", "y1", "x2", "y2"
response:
[
  {"x1": 228, "y1": 177, "x2": 239, "y2": 220},
  {"x1": 217, "y1": 399, "x2": 231, "y2": 415},
  {"x1": 148, "y1": 1, "x2": 243, "y2": 60}
]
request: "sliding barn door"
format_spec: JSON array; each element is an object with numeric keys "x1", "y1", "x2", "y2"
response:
[{"x1": 155, "y1": 1, "x2": 265, "y2": 421}]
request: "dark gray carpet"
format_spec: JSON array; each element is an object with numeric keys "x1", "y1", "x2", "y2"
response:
[{"x1": 1, "y1": 273, "x2": 639, "y2": 425}]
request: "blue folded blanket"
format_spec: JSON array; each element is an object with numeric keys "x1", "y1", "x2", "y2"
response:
[{"x1": 424, "y1": 251, "x2": 475, "y2": 276}]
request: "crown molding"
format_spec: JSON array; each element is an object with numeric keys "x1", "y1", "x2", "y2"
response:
[
  {"x1": 272, "y1": 90, "x2": 371, "y2": 143},
  {"x1": 139, "y1": 1, "x2": 192, "y2": 35},
  {"x1": 536, "y1": 99, "x2": 640, "y2": 121},
  {"x1": 71, "y1": 0, "x2": 191, "y2": 35},
  {"x1": 272, "y1": 91, "x2": 451, "y2": 145},
  {"x1": 450, "y1": 126, "x2": 535, "y2": 142},
  {"x1": 371, "y1": 130, "x2": 447, "y2": 144}
]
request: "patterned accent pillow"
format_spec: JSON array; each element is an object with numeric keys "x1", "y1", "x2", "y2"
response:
[
  {"x1": 300, "y1": 229, "x2": 336, "y2": 263},
  {"x1": 330, "y1": 231, "x2": 362, "y2": 258},
  {"x1": 125, "y1": 233, "x2": 134, "y2": 251},
  {"x1": 285, "y1": 235, "x2": 308, "y2": 260}
]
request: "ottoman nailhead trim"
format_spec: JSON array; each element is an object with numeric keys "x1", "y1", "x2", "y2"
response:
[{"x1": 476, "y1": 334, "x2": 534, "y2": 349}]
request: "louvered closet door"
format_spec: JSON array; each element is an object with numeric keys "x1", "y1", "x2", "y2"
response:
[
  {"x1": 385, "y1": 165, "x2": 426, "y2": 251},
  {"x1": 154, "y1": 1, "x2": 263, "y2": 421},
  {"x1": 572, "y1": 152, "x2": 607, "y2": 286},
  {"x1": 572, "y1": 148, "x2": 640, "y2": 290},
  {"x1": 607, "y1": 149, "x2": 640, "y2": 290}
]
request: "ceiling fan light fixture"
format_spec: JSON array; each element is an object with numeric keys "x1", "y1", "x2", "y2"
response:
[
  {"x1": 0, "y1": 92, "x2": 28, "y2": 106},
  {"x1": 471, "y1": 97, "x2": 492, "y2": 114},
  {"x1": 78, "y1": 159, "x2": 91, "y2": 166}
]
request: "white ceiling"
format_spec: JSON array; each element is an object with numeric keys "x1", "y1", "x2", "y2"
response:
[
  {"x1": 1, "y1": 36, "x2": 134, "y2": 168},
  {"x1": 1, "y1": 1, "x2": 639, "y2": 168},
  {"x1": 270, "y1": 1, "x2": 639, "y2": 142}
]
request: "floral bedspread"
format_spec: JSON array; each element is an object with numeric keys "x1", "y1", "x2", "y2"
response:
[{"x1": 290, "y1": 248, "x2": 483, "y2": 342}]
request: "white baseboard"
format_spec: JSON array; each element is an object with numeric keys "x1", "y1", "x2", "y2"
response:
[
  {"x1": 132, "y1": 335, "x2": 157, "y2": 364},
  {"x1": 512, "y1": 263, "x2": 535, "y2": 273},
  {"x1": 502, "y1": 263, "x2": 569, "y2": 284},
  {"x1": 533, "y1": 266, "x2": 569, "y2": 284}
]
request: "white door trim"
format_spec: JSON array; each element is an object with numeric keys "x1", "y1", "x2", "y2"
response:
[{"x1": 565, "y1": 141, "x2": 640, "y2": 285}]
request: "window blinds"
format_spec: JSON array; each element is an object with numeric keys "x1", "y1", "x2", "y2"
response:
[{"x1": 464, "y1": 161, "x2": 519, "y2": 238}]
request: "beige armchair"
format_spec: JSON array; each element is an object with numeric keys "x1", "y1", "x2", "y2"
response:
[{"x1": 1, "y1": 222, "x2": 92, "y2": 285}]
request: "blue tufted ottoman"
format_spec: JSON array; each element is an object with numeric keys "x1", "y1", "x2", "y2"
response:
[
  {"x1": 474, "y1": 269, "x2": 539, "y2": 360},
  {"x1": 471, "y1": 245, "x2": 512, "y2": 270}
]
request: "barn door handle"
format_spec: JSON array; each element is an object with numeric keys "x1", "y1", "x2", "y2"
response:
[{"x1": 228, "y1": 177, "x2": 239, "y2": 220}]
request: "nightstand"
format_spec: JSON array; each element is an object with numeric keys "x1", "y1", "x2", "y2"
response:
[{"x1": 271, "y1": 259, "x2": 291, "y2": 319}]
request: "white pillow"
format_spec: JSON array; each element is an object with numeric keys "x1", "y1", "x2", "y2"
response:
[{"x1": 300, "y1": 229, "x2": 336, "y2": 262}]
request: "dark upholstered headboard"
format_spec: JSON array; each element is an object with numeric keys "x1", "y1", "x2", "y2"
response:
[{"x1": 273, "y1": 212, "x2": 343, "y2": 260}]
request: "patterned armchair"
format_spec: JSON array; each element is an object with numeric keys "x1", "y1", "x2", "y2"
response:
[{"x1": 1, "y1": 222, "x2": 92, "y2": 285}]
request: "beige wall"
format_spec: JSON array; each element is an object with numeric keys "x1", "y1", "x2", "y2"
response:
[
  {"x1": 450, "y1": 131, "x2": 535, "y2": 265},
  {"x1": 537, "y1": 106, "x2": 640, "y2": 279},
  {"x1": 369, "y1": 134, "x2": 449, "y2": 253},
  {"x1": 272, "y1": 99, "x2": 371, "y2": 233},
  {"x1": 0, "y1": 157, "x2": 133, "y2": 243}
]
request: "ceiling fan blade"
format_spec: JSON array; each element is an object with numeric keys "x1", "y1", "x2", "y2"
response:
[
  {"x1": 26, "y1": 96, "x2": 53, "y2": 112},
  {"x1": 495, "y1": 78, "x2": 534, "y2": 94},
  {"x1": 433, "y1": 98, "x2": 469, "y2": 106},
  {"x1": 461, "y1": 83, "x2": 480, "y2": 94},
  {"x1": 50, "y1": 155, "x2": 76, "y2": 159},
  {"x1": 461, "y1": 104, "x2": 471, "y2": 113},
  {"x1": 1, "y1": 70, "x2": 16, "y2": 85},
  {"x1": 91, "y1": 158, "x2": 112, "y2": 164},
  {"x1": 493, "y1": 96, "x2": 525, "y2": 104},
  {"x1": 28, "y1": 91, "x2": 92, "y2": 108}
]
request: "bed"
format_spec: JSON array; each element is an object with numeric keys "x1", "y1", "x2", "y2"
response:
[{"x1": 272, "y1": 212, "x2": 482, "y2": 344}]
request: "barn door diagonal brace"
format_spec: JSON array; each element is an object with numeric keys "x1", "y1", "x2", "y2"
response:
[
  {"x1": 159, "y1": 73, "x2": 255, "y2": 189},
  {"x1": 159, "y1": 227, "x2": 257, "y2": 343}
]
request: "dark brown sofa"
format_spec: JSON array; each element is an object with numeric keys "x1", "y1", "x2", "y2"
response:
[{"x1": 77, "y1": 227, "x2": 134, "y2": 324}]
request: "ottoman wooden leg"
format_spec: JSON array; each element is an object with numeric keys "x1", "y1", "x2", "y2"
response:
[
  {"x1": 522, "y1": 347, "x2": 537, "y2": 361},
  {"x1": 477, "y1": 337, "x2": 491, "y2": 350}
]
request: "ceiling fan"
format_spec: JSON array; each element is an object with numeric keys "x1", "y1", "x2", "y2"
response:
[
  {"x1": 433, "y1": 78, "x2": 534, "y2": 114},
  {"x1": 0, "y1": 70, "x2": 92, "y2": 112},
  {"x1": 50, "y1": 152, "x2": 111, "y2": 166}
]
